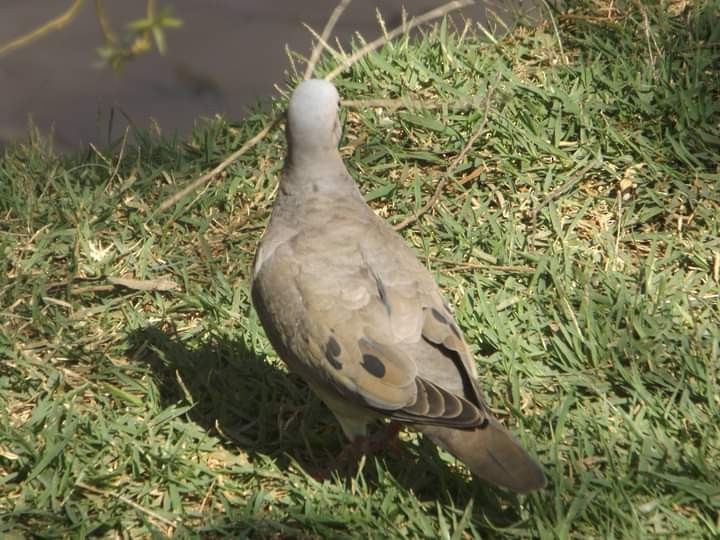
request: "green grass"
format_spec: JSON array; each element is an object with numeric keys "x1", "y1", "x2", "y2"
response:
[{"x1": 2, "y1": 1, "x2": 719, "y2": 537}]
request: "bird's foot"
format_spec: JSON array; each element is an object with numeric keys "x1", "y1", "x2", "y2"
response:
[
  {"x1": 366, "y1": 420, "x2": 402, "y2": 456},
  {"x1": 334, "y1": 420, "x2": 403, "y2": 469}
]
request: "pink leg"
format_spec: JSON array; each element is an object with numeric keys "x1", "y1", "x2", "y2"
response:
[
  {"x1": 366, "y1": 420, "x2": 402, "y2": 454},
  {"x1": 325, "y1": 422, "x2": 405, "y2": 476}
]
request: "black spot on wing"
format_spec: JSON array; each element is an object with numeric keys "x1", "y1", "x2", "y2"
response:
[
  {"x1": 325, "y1": 336, "x2": 342, "y2": 370},
  {"x1": 361, "y1": 354, "x2": 386, "y2": 378}
]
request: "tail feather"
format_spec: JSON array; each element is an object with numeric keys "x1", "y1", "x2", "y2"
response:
[{"x1": 419, "y1": 417, "x2": 546, "y2": 494}]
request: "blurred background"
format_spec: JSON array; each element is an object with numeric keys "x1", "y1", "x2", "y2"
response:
[{"x1": 0, "y1": 0, "x2": 539, "y2": 152}]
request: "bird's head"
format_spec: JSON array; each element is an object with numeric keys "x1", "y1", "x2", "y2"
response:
[{"x1": 286, "y1": 79, "x2": 342, "y2": 163}]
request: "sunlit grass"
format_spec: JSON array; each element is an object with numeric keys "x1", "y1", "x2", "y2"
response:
[{"x1": 1, "y1": 1, "x2": 718, "y2": 537}]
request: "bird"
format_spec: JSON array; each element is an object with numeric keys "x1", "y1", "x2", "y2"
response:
[{"x1": 251, "y1": 78, "x2": 546, "y2": 494}]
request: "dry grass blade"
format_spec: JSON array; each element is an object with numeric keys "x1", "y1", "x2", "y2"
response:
[
  {"x1": 529, "y1": 159, "x2": 597, "y2": 219},
  {"x1": 433, "y1": 258, "x2": 535, "y2": 273},
  {"x1": 107, "y1": 275, "x2": 178, "y2": 291},
  {"x1": 303, "y1": 24, "x2": 344, "y2": 65},
  {"x1": 0, "y1": 0, "x2": 85, "y2": 57},
  {"x1": 394, "y1": 76, "x2": 497, "y2": 231},
  {"x1": 303, "y1": 0, "x2": 352, "y2": 80},
  {"x1": 633, "y1": 0, "x2": 660, "y2": 77},
  {"x1": 542, "y1": 0, "x2": 568, "y2": 64},
  {"x1": 324, "y1": 0, "x2": 475, "y2": 81},
  {"x1": 78, "y1": 482, "x2": 178, "y2": 529},
  {"x1": 342, "y1": 95, "x2": 486, "y2": 111},
  {"x1": 157, "y1": 114, "x2": 282, "y2": 212},
  {"x1": 160, "y1": 0, "x2": 471, "y2": 216},
  {"x1": 108, "y1": 126, "x2": 130, "y2": 187}
]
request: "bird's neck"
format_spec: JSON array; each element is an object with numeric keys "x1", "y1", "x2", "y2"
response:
[{"x1": 280, "y1": 151, "x2": 362, "y2": 201}]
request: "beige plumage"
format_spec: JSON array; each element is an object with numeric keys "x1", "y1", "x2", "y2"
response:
[{"x1": 251, "y1": 79, "x2": 545, "y2": 493}]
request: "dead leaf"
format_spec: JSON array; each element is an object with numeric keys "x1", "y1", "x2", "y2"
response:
[{"x1": 107, "y1": 276, "x2": 178, "y2": 291}]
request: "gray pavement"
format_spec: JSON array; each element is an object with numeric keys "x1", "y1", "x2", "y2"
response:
[{"x1": 0, "y1": 1, "x2": 538, "y2": 152}]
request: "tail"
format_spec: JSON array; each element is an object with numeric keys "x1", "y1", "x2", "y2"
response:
[{"x1": 418, "y1": 417, "x2": 546, "y2": 494}]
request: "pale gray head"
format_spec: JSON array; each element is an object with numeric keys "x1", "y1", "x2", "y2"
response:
[{"x1": 286, "y1": 79, "x2": 342, "y2": 167}]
